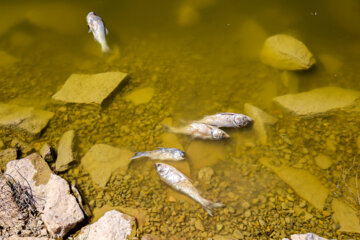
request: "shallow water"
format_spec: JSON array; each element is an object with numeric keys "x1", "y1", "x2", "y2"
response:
[{"x1": 0, "y1": 0, "x2": 360, "y2": 239}]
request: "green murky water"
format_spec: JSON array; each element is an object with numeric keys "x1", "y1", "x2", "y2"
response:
[{"x1": 1, "y1": 0, "x2": 360, "y2": 239}]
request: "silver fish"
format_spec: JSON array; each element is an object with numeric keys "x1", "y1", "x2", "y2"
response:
[
  {"x1": 155, "y1": 163, "x2": 224, "y2": 216},
  {"x1": 167, "y1": 122, "x2": 229, "y2": 140},
  {"x1": 198, "y1": 112, "x2": 254, "y2": 128},
  {"x1": 131, "y1": 147, "x2": 185, "y2": 161},
  {"x1": 86, "y1": 12, "x2": 110, "y2": 53}
]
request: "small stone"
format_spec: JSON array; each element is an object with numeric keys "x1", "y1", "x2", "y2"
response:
[
  {"x1": 233, "y1": 229, "x2": 243, "y2": 238},
  {"x1": 242, "y1": 201, "x2": 251, "y2": 209},
  {"x1": 216, "y1": 223, "x2": 223, "y2": 232},
  {"x1": 198, "y1": 167, "x2": 214, "y2": 182},
  {"x1": 195, "y1": 219, "x2": 205, "y2": 231},
  {"x1": 56, "y1": 130, "x2": 75, "y2": 172},
  {"x1": 314, "y1": 154, "x2": 332, "y2": 170},
  {"x1": 40, "y1": 143, "x2": 56, "y2": 162},
  {"x1": 244, "y1": 210, "x2": 251, "y2": 218},
  {"x1": 125, "y1": 87, "x2": 155, "y2": 105}
]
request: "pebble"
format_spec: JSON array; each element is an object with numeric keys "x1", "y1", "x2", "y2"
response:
[{"x1": 195, "y1": 219, "x2": 205, "y2": 231}]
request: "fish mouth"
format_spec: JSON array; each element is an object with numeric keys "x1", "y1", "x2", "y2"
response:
[
  {"x1": 154, "y1": 163, "x2": 161, "y2": 170},
  {"x1": 223, "y1": 132, "x2": 230, "y2": 138}
]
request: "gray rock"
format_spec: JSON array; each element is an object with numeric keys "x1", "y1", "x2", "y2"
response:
[
  {"x1": 52, "y1": 72, "x2": 128, "y2": 105},
  {"x1": 0, "y1": 148, "x2": 17, "y2": 168},
  {"x1": 332, "y1": 198, "x2": 360, "y2": 233},
  {"x1": 260, "y1": 157, "x2": 329, "y2": 210},
  {"x1": 0, "y1": 103, "x2": 53, "y2": 137},
  {"x1": 282, "y1": 233, "x2": 328, "y2": 240},
  {"x1": 314, "y1": 154, "x2": 332, "y2": 170},
  {"x1": 273, "y1": 87, "x2": 360, "y2": 117},
  {"x1": 244, "y1": 103, "x2": 277, "y2": 144},
  {"x1": 39, "y1": 143, "x2": 56, "y2": 163},
  {"x1": 75, "y1": 210, "x2": 136, "y2": 240},
  {"x1": 55, "y1": 130, "x2": 75, "y2": 172},
  {"x1": 81, "y1": 144, "x2": 133, "y2": 187},
  {"x1": 5, "y1": 154, "x2": 84, "y2": 238}
]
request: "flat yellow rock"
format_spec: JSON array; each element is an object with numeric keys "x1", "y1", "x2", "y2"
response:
[{"x1": 260, "y1": 34, "x2": 315, "y2": 70}]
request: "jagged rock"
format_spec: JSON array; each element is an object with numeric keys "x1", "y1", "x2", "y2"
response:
[
  {"x1": 282, "y1": 233, "x2": 328, "y2": 240},
  {"x1": 0, "y1": 50, "x2": 18, "y2": 68},
  {"x1": 0, "y1": 103, "x2": 53, "y2": 137},
  {"x1": 75, "y1": 210, "x2": 136, "y2": 240},
  {"x1": 332, "y1": 198, "x2": 360, "y2": 233},
  {"x1": 52, "y1": 72, "x2": 128, "y2": 105},
  {"x1": 125, "y1": 87, "x2": 154, "y2": 105},
  {"x1": 186, "y1": 140, "x2": 226, "y2": 169},
  {"x1": 244, "y1": 103, "x2": 277, "y2": 144},
  {"x1": 81, "y1": 144, "x2": 133, "y2": 187},
  {"x1": 55, "y1": 130, "x2": 75, "y2": 172},
  {"x1": 5, "y1": 154, "x2": 84, "y2": 238},
  {"x1": 11, "y1": 138, "x2": 34, "y2": 156},
  {"x1": 273, "y1": 87, "x2": 360, "y2": 117},
  {"x1": 0, "y1": 148, "x2": 17, "y2": 169},
  {"x1": 39, "y1": 143, "x2": 56, "y2": 163},
  {"x1": 0, "y1": 173, "x2": 25, "y2": 235},
  {"x1": 260, "y1": 157, "x2": 329, "y2": 210},
  {"x1": 260, "y1": 34, "x2": 315, "y2": 70},
  {"x1": 314, "y1": 154, "x2": 332, "y2": 170}
]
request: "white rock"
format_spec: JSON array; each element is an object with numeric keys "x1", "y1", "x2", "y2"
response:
[
  {"x1": 52, "y1": 72, "x2": 128, "y2": 105},
  {"x1": 5, "y1": 154, "x2": 84, "y2": 238},
  {"x1": 282, "y1": 233, "x2": 328, "y2": 240},
  {"x1": 273, "y1": 87, "x2": 360, "y2": 117},
  {"x1": 244, "y1": 103, "x2": 277, "y2": 144},
  {"x1": 260, "y1": 34, "x2": 315, "y2": 70},
  {"x1": 75, "y1": 210, "x2": 136, "y2": 240},
  {"x1": 56, "y1": 130, "x2": 75, "y2": 172},
  {"x1": 0, "y1": 103, "x2": 54, "y2": 137},
  {"x1": 81, "y1": 144, "x2": 133, "y2": 187}
]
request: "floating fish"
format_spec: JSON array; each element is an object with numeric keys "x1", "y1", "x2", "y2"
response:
[
  {"x1": 167, "y1": 122, "x2": 229, "y2": 140},
  {"x1": 155, "y1": 163, "x2": 224, "y2": 216},
  {"x1": 197, "y1": 112, "x2": 254, "y2": 128},
  {"x1": 86, "y1": 12, "x2": 110, "y2": 53},
  {"x1": 131, "y1": 147, "x2": 185, "y2": 161}
]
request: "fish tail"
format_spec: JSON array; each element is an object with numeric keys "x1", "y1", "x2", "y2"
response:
[
  {"x1": 101, "y1": 42, "x2": 111, "y2": 53},
  {"x1": 130, "y1": 152, "x2": 146, "y2": 160},
  {"x1": 201, "y1": 198, "x2": 224, "y2": 216},
  {"x1": 162, "y1": 125, "x2": 181, "y2": 134}
]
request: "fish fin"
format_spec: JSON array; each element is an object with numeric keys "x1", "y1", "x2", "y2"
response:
[
  {"x1": 106, "y1": 28, "x2": 109, "y2": 35},
  {"x1": 162, "y1": 125, "x2": 180, "y2": 134},
  {"x1": 201, "y1": 199, "x2": 224, "y2": 217},
  {"x1": 101, "y1": 43, "x2": 111, "y2": 53},
  {"x1": 130, "y1": 152, "x2": 145, "y2": 160}
]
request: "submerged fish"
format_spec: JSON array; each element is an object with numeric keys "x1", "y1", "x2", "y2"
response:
[
  {"x1": 86, "y1": 12, "x2": 110, "y2": 53},
  {"x1": 131, "y1": 147, "x2": 185, "y2": 161},
  {"x1": 155, "y1": 163, "x2": 224, "y2": 216},
  {"x1": 197, "y1": 112, "x2": 254, "y2": 128},
  {"x1": 167, "y1": 122, "x2": 229, "y2": 140}
]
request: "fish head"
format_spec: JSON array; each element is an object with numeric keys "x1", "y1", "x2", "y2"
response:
[
  {"x1": 211, "y1": 128, "x2": 230, "y2": 139},
  {"x1": 86, "y1": 12, "x2": 96, "y2": 22},
  {"x1": 234, "y1": 114, "x2": 254, "y2": 127},
  {"x1": 175, "y1": 150, "x2": 186, "y2": 160},
  {"x1": 155, "y1": 163, "x2": 169, "y2": 176}
]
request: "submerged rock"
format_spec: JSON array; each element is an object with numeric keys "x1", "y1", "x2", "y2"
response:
[
  {"x1": 75, "y1": 210, "x2": 136, "y2": 240},
  {"x1": 260, "y1": 34, "x2": 315, "y2": 70},
  {"x1": 273, "y1": 87, "x2": 360, "y2": 117},
  {"x1": 244, "y1": 103, "x2": 277, "y2": 144},
  {"x1": 0, "y1": 50, "x2": 18, "y2": 68},
  {"x1": 0, "y1": 148, "x2": 17, "y2": 169},
  {"x1": 314, "y1": 154, "x2": 332, "y2": 170},
  {"x1": 332, "y1": 198, "x2": 360, "y2": 233},
  {"x1": 11, "y1": 138, "x2": 34, "y2": 156},
  {"x1": 40, "y1": 143, "x2": 56, "y2": 163},
  {"x1": 0, "y1": 103, "x2": 54, "y2": 137},
  {"x1": 260, "y1": 157, "x2": 329, "y2": 210},
  {"x1": 125, "y1": 87, "x2": 155, "y2": 105},
  {"x1": 198, "y1": 167, "x2": 214, "y2": 183},
  {"x1": 5, "y1": 154, "x2": 84, "y2": 238},
  {"x1": 52, "y1": 72, "x2": 128, "y2": 105},
  {"x1": 81, "y1": 144, "x2": 133, "y2": 187},
  {"x1": 55, "y1": 130, "x2": 75, "y2": 172}
]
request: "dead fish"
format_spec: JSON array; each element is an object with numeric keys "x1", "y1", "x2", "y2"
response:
[
  {"x1": 86, "y1": 12, "x2": 110, "y2": 53},
  {"x1": 155, "y1": 163, "x2": 224, "y2": 216},
  {"x1": 197, "y1": 112, "x2": 254, "y2": 128},
  {"x1": 167, "y1": 122, "x2": 229, "y2": 140},
  {"x1": 131, "y1": 147, "x2": 185, "y2": 161}
]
